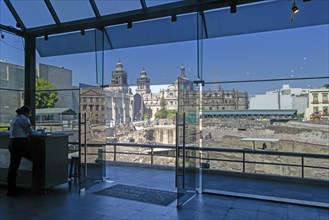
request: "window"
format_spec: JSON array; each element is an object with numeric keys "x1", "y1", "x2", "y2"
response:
[
  {"x1": 96, "y1": 97, "x2": 99, "y2": 103},
  {"x1": 90, "y1": 105, "x2": 93, "y2": 110},
  {"x1": 89, "y1": 97, "x2": 93, "y2": 103},
  {"x1": 101, "y1": 105, "x2": 105, "y2": 111},
  {"x1": 323, "y1": 106, "x2": 328, "y2": 115},
  {"x1": 82, "y1": 97, "x2": 87, "y2": 102},
  {"x1": 312, "y1": 93, "x2": 319, "y2": 104},
  {"x1": 82, "y1": 105, "x2": 87, "y2": 110},
  {"x1": 322, "y1": 93, "x2": 328, "y2": 103},
  {"x1": 96, "y1": 105, "x2": 99, "y2": 111}
]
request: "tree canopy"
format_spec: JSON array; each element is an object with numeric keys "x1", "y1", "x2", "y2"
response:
[{"x1": 36, "y1": 78, "x2": 58, "y2": 108}]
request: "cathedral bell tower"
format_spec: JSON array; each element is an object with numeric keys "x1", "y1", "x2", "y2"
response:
[
  {"x1": 136, "y1": 68, "x2": 151, "y2": 95},
  {"x1": 108, "y1": 61, "x2": 129, "y2": 93}
]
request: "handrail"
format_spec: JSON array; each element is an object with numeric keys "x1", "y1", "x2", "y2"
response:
[{"x1": 67, "y1": 141, "x2": 329, "y2": 181}]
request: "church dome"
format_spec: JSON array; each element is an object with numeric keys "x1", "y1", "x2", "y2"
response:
[
  {"x1": 140, "y1": 69, "x2": 147, "y2": 78},
  {"x1": 115, "y1": 61, "x2": 124, "y2": 71}
]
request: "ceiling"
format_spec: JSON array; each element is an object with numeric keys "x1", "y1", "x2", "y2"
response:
[{"x1": 1, "y1": 0, "x2": 328, "y2": 57}]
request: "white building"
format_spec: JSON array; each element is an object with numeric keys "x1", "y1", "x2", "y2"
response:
[{"x1": 250, "y1": 84, "x2": 308, "y2": 114}]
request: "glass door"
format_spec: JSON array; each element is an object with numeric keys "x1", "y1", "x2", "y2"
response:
[
  {"x1": 79, "y1": 86, "x2": 107, "y2": 192},
  {"x1": 176, "y1": 77, "x2": 201, "y2": 207}
]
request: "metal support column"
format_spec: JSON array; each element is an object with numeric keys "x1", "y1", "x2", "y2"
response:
[{"x1": 24, "y1": 35, "x2": 36, "y2": 127}]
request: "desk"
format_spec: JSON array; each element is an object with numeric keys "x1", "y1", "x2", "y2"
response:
[
  {"x1": 0, "y1": 132, "x2": 70, "y2": 192},
  {"x1": 241, "y1": 138, "x2": 279, "y2": 150}
]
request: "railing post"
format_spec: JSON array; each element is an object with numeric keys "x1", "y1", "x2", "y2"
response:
[
  {"x1": 114, "y1": 144, "x2": 116, "y2": 162},
  {"x1": 242, "y1": 152, "x2": 246, "y2": 173},
  {"x1": 151, "y1": 147, "x2": 154, "y2": 164},
  {"x1": 301, "y1": 156, "x2": 304, "y2": 178}
]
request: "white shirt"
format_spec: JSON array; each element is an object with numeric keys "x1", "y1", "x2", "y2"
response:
[{"x1": 9, "y1": 114, "x2": 37, "y2": 138}]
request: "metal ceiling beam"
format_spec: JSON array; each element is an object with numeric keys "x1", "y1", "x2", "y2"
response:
[
  {"x1": 199, "y1": 11, "x2": 209, "y2": 39},
  {"x1": 89, "y1": 0, "x2": 101, "y2": 18},
  {"x1": 0, "y1": 24, "x2": 24, "y2": 37},
  {"x1": 26, "y1": 0, "x2": 266, "y2": 38},
  {"x1": 44, "y1": 0, "x2": 61, "y2": 25},
  {"x1": 140, "y1": 0, "x2": 147, "y2": 10},
  {"x1": 4, "y1": 0, "x2": 26, "y2": 30}
]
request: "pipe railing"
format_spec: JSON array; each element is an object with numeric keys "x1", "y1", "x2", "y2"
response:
[{"x1": 68, "y1": 141, "x2": 329, "y2": 181}]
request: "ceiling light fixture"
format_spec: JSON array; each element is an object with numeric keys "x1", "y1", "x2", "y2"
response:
[
  {"x1": 81, "y1": 29, "x2": 85, "y2": 35},
  {"x1": 127, "y1": 22, "x2": 132, "y2": 29},
  {"x1": 230, "y1": 4, "x2": 237, "y2": 13},
  {"x1": 171, "y1": 15, "x2": 177, "y2": 22},
  {"x1": 230, "y1": 1, "x2": 237, "y2": 13},
  {"x1": 44, "y1": 35, "x2": 48, "y2": 41},
  {"x1": 291, "y1": 0, "x2": 299, "y2": 21}
]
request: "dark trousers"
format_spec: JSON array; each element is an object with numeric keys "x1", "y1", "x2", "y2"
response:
[{"x1": 7, "y1": 138, "x2": 32, "y2": 192}]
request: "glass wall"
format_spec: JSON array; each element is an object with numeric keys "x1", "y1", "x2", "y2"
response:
[
  {"x1": 0, "y1": 32, "x2": 25, "y2": 130},
  {"x1": 200, "y1": 24, "x2": 329, "y2": 203}
]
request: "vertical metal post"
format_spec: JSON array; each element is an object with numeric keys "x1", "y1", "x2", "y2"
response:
[
  {"x1": 24, "y1": 35, "x2": 36, "y2": 127},
  {"x1": 242, "y1": 152, "x2": 246, "y2": 173},
  {"x1": 78, "y1": 112, "x2": 81, "y2": 182},
  {"x1": 175, "y1": 112, "x2": 179, "y2": 188},
  {"x1": 84, "y1": 113, "x2": 87, "y2": 176},
  {"x1": 113, "y1": 144, "x2": 116, "y2": 161},
  {"x1": 182, "y1": 112, "x2": 186, "y2": 188},
  {"x1": 301, "y1": 156, "x2": 304, "y2": 178},
  {"x1": 151, "y1": 147, "x2": 154, "y2": 164}
]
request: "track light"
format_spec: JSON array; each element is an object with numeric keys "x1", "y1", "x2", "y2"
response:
[
  {"x1": 292, "y1": 5, "x2": 299, "y2": 14},
  {"x1": 230, "y1": 4, "x2": 237, "y2": 13},
  {"x1": 44, "y1": 35, "x2": 48, "y2": 41},
  {"x1": 1, "y1": 34, "x2": 4, "y2": 39},
  {"x1": 127, "y1": 22, "x2": 132, "y2": 29},
  {"x1": 81, "y1": 29, "x2": 85, "y2": 35},
  {"x1": 291, "y1": 0, "x2": 299, "y2": 21},
  {"x1": 171, "y1": 15, "x2": 177, "y2": 22}
]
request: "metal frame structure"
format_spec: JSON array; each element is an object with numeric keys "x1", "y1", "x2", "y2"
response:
[{"x1": 0, "y1": 0, "x2": 266, "y2": 125}]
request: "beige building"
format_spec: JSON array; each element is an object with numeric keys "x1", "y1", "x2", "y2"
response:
[
  {"x1": 304, "y1": 85, "x2": 329, "y2": 120},
  {"x1": 135, "y1": 65, "x2": 249, "y2": 119}
]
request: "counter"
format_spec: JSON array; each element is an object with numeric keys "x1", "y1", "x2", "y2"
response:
[{"x1": 0, "y1": 131, "x2": 70, "y2": 192}]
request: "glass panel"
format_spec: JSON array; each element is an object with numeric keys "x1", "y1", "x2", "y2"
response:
[
  {"x1": 0, "y1": 1, "x2": 17, "y2": 29},
  {"x1": 0, "y1": 33, "x2": 25, "y2": 187},
  {"x1": 50, "y1": 0, "x2": 95, "y2": 23},
  {"x1": 200, "y1": 79, "x2": 328, "y2": 204},
  {"x1": 176, "y1": 77, "x2": 200, "y2": 207},
  {"x1": 106, "y1": 13, "x2": 197, "y2": 50},
  {"x1": 79, "y1": 86, "x2": 106, "y2": 191},
  {"x1": 0, "y1": 32, "x2": 25, "y2": 130},
  {"x1": 95, "y1": 0, "x2": 141, "y2": 16},
  {"x1": 146, "y1": 0, "x2": 181, "y2": 7},
  {"x1": 95, "y1": 29, "x2": 104, "y2": 86},
  {"x1": 204, "y1": 0, "x2": 329, "y2": 38},
  {"x1": 10, "y1": 0, "x2": 55, "y2": 28},
  {"x1": 201, "y1": 25, "x2": 328, "y2": 89}
]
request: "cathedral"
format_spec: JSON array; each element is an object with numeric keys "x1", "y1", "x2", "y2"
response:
[{"x1": 80, "y1": 61, "x2": 249, "y2": 125}]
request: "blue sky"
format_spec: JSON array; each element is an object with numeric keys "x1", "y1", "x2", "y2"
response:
[{"x1": 1, "y1": 1, "x2": 328, "y2": 95}]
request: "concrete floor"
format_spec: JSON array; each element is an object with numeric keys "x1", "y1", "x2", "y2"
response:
[{"x1": 1, "y1": 165, "x2": 328, "y2": 220}]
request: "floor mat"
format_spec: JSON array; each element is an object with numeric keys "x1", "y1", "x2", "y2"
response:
[{"x1": 93, "y1": 184, "x2": 176, "y2": 206}]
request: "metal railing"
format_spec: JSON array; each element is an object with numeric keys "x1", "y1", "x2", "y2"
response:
[{"x1": 68, "y1": 141, "x2": 329, "y2": 181}]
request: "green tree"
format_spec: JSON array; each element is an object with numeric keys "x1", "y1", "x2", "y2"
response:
[
  {"x1": 155, "y1": 96, "x2": 167, "y2": 119},
  {"x1": 166, "y1": 110, "x2": 177, "y2": 118},
  {"x1": 36, "y1": 78, "x2": 58, "y2": 108}
]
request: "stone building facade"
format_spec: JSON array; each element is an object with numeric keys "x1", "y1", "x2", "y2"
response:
[
  {"x1": 134, "y1": 64, "x2": 248, "y2": 119},
  {"x1": 304, "y1": 84, "x2": 329, "y2": 120}
]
